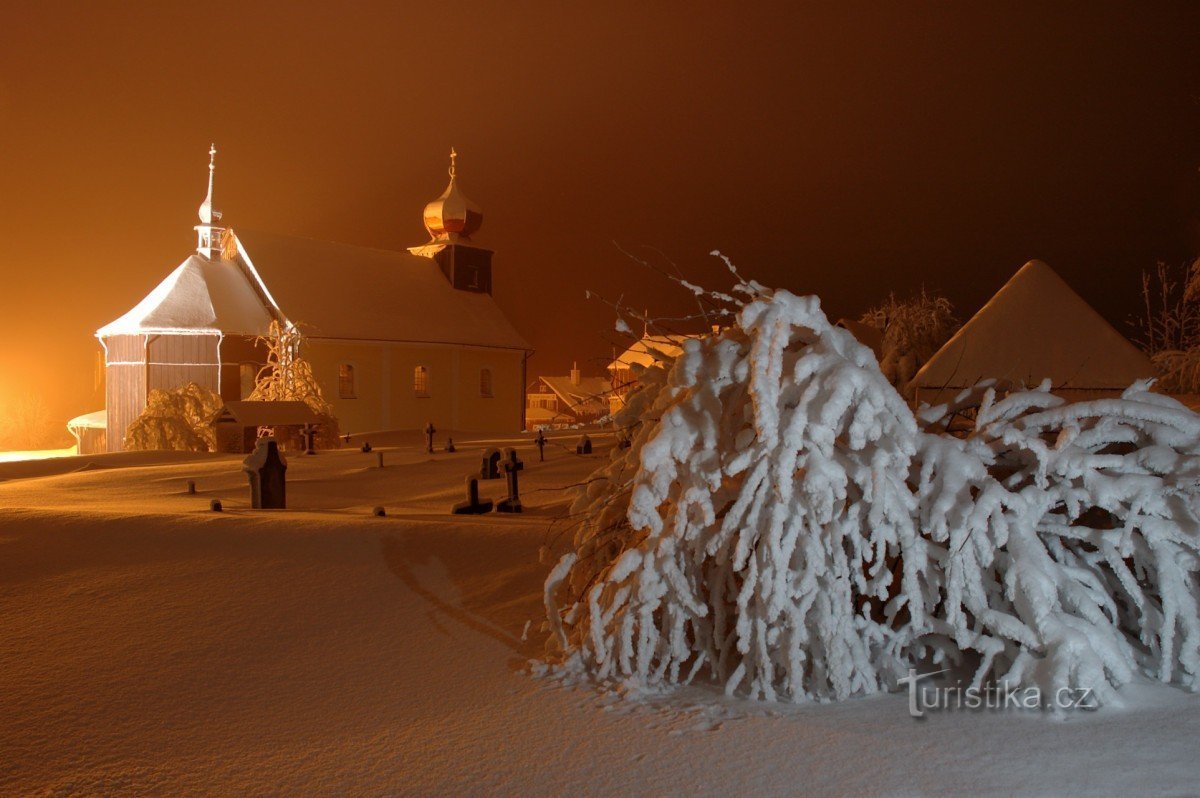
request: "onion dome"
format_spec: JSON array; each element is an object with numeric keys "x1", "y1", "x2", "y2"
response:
[{"x1": 422, "y1": 148, "x2": 482, "y2": 240}]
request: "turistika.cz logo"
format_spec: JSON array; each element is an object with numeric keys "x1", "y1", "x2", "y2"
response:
[{"x1": 897, "y1": 668, "x2": 1099, "y2": 718}]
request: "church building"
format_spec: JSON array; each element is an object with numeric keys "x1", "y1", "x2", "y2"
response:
[{"x1": 90, "y1": 147, "x2": 532, "y2": 452}]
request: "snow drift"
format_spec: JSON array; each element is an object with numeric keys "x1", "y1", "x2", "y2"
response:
[{"x1": 545, "y1": 278, "x2": 1200, "y2": 705}]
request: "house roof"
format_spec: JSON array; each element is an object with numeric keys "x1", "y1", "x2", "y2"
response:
[
  {"x1": 607, "y1": 334, "x2": 697, "y2": 371},
  {"x1": 230, "y1": 229, "x2": 532, "y2": 351},
  {"x1": 97, "y1": 254, "x2": 275, "y2": 338},
  {"x1": 537, "y1": 375, "x2": 611, "y2": 416},
  {"x1": 911, "y1": 260, "x2": 1155, "y2": 392},
  {"x1": 214, "y1": 400, "x2": 320, "y2": 427}
]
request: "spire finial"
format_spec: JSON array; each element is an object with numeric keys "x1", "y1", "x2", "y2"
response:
[
  {"x1": 198, "y1": 143, "x2": 221, "y2": 225},
  {"x1": 448, "y1": 146, "x2": 458, "y2": 179}
]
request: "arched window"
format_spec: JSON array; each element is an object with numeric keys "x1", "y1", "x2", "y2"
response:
[
  {"x1": 239, "y1": 362, "x2": 259, "y2": 400},
  {"x1": 480, "y1": 368, "x2": 493, "y2": 398},
  {"x1": 338, "y1": 363, "x2": 356, "y2": 399},
  {"x1": 414, "y1": 365, "x2": 430, "y2": 398}
]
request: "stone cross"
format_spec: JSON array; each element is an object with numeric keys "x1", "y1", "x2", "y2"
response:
[
  {"x1": 452, "y1": 475, "x2": 494, "y2": 515},
  {"x1": 496, "y1": 448, "x2": 524, "y2": 513},
  {"x1": 425, "y1": 422, "x2": 437, "y2": 454},
  {"x1": 480, "y1": 447, "x2": 502, "y2": 479},
  {"x1": 361, "y1": 441, "x2": 372, "y2": 453},
  {"x1": 535, "y1": 430, "x2": 546, "y2": 462},
  {"x1": 243, "y1": 437, "x2": 287, "y2": 509}
]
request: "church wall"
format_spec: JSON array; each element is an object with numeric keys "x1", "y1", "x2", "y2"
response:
[{"x1": 304, "y1": 339, "x2": 526, "y2": 434}]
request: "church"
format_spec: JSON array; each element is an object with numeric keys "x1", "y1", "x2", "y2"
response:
[{"x1": 88, "y1": 147, "x2": 532, "y2": 453}]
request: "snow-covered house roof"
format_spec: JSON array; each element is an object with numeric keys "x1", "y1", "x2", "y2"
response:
[
  {"x1": 911, "y1": 260, "x2": 1154, "y2": 392},
  {"x1": 537, "y1": 375, "x2": 611, "y2": 416},
  {"x1": 230, "y1": 229, "x2": 531, "y2": 351},
  {"x1": 607, "y1": 334, "x2": 698, "y2": 372},
  {"x1": 97, "y1": 254, "x2": 275, "y2": 337}
]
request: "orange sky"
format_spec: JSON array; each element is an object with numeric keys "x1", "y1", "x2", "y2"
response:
[{"x1": 1, "y1": 2, "x2": 1198, "y2": 429}]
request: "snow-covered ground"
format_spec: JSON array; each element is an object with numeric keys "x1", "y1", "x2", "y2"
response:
[{"x1": 1, "y1": 431, "x2": 1197, "y2": 796}]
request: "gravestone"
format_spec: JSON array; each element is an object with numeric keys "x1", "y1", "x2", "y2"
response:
[
  {"x1": 373, "y1": 506, "x2": 386, "y2": 517},
  {"x1": 210, "y1": 498, "x2": 223, "y2": 512},
  {"x1": 186, "y1": 479, "x2": 196, "y2": 495},
  {"x1": 445, "y1": 438, "x2": 456, "y2": 453},
  {"x1": 303, "y1": 425, "x2": 316, "y2": 455},
  {"x1": 452, "y1": 475, "x2": 494, "y2": 515},
  {"x1": 535, "y1": 430, "x2": 546, "y2": 462},
  {"x1": 243, "y1": 437, "x2": 288, "y2": 509},
  {"x1": 425, "y1": 422, "x2": 437, "y2": 454},
  {"x1": 377, "y1": 451, "x2": 384, "y2": 468},
  {"x1": 496, "y1": 448, "x2": 524, "y2": 513},
  {"x1": 361, "y1": 442, "x2": 372, "y2": 453},
  {"x1": 480, "y1": 447, "x2": 502, "y2": 479},
  {"x1": 576, "y1": 434, "x2": 592, "y2": 455}
]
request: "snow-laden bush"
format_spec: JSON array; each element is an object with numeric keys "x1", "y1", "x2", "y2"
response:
[
  {"x1": 124, "y1": 382, "x2": 221, "y2": 452},
  {"x1": 859, "y1": 288, "x2": 958, "y2": 395},
  {"x1": 545, "y1": 280, "x2": 1200, "y2": 705}
]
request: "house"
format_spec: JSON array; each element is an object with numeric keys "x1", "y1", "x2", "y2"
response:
[
  {"x1": 525, "y1": 363, "x2": 611, "y2": 429},
  {"x1": 910, "y1": 260, "x2": 1155, "y2": 406},
  {"x1": 92, "y1": 146, "x2": 532, "y2": 452}
]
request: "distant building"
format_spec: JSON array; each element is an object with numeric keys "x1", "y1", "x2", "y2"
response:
[
  {"x1": 910, "y1": 260, "x2": 1154, "y2": 406},
  {"x1": 525, "y1": 363, "x2": 611, "y2": 429},
  {"x1": 89, "y1": 147, "x2": 531, "y2": 453}
]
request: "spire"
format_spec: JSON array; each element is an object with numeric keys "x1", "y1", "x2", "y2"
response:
[
  {"x1": 198, "y1": 144, "x2": 221, "y2": 225},
  {"x1": 195, "y1": 144, "x2": 226, "y2": 258}
]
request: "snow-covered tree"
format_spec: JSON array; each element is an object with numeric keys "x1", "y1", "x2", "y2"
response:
[
  {"x1": 1136, "y1": 260, "x2": 1200, "y2": 393},
  {"x1": 859, "y1": 288, "x2": 958, "y2": 395},
  {"x1": 249, "y1": 321, "x2": 341, "y2": 448},
  {"x1": 124, "y1": 382, "x2": 221, "y2": 452},
  {"x1": 546, "y1": 272, "x2": 1200, "y2": 706}
]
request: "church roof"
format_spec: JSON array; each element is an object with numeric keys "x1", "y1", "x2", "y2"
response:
[
  {"x1": 97, "y1": 254, "x2": 275, "y2": 337},
  {"x1": 911, "y1": 260, "x2": 1154, "y2": 392},
  {"x1": 231, "y1": 229, "x2": 531, "y2": 351}
]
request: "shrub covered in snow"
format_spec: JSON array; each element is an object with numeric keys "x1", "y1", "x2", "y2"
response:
[
  {"x1": 859, "y1": 288, "x2": 958, "y2": 395},
  {"x1": 124, "y1": 382, "x2": 222, "y2": 452},
  {"x1": 545, "y1": 277, "x2": 1200, "y2": 705}
]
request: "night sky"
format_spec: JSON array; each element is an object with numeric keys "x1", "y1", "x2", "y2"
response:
[{"x1": 1, "y1": 2, "x2": 1198, "y2": 427}]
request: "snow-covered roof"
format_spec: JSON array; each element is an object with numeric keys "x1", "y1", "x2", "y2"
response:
[
  {"x1": 214, "y1": 400, "x2": 320, "y2": 427},
  {"x1": 537, "y1": 375, "x2": 611, "y2": 415},
  {"x1": 97, "y1": 254, "x2": 274, "y2": 338},
  {"x1": 607, "y1": 334, "x2": 698, "y2": 372},
  {"x1": 230, "y1": 230, "x2": 532, "y2": 351},
  {"x1": 912, "y1": 260, "x2": 1154, "y2": 391},
  {"x1": 66, "y1": 410, "x2": 107, "y2": 431}
]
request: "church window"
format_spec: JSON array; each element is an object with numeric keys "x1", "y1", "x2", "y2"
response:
[
  {"x1": 414, "y1": 366, "x2": 430, "y2": 398},
  {"x1": 480, "y1": 368, "x2": 493, "y2": 398},
  {"x1": 338, "y1": 363, "x2": 356, "y2": 399}
]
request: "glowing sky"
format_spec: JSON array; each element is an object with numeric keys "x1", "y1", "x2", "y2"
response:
[{"x1": 1, "y1": 3, "x2": 1197, "y2": 428}]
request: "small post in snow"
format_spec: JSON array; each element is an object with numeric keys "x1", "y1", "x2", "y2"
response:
[{"x1": 535, "y1": 430, "x2": 546, "y2": 462}]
